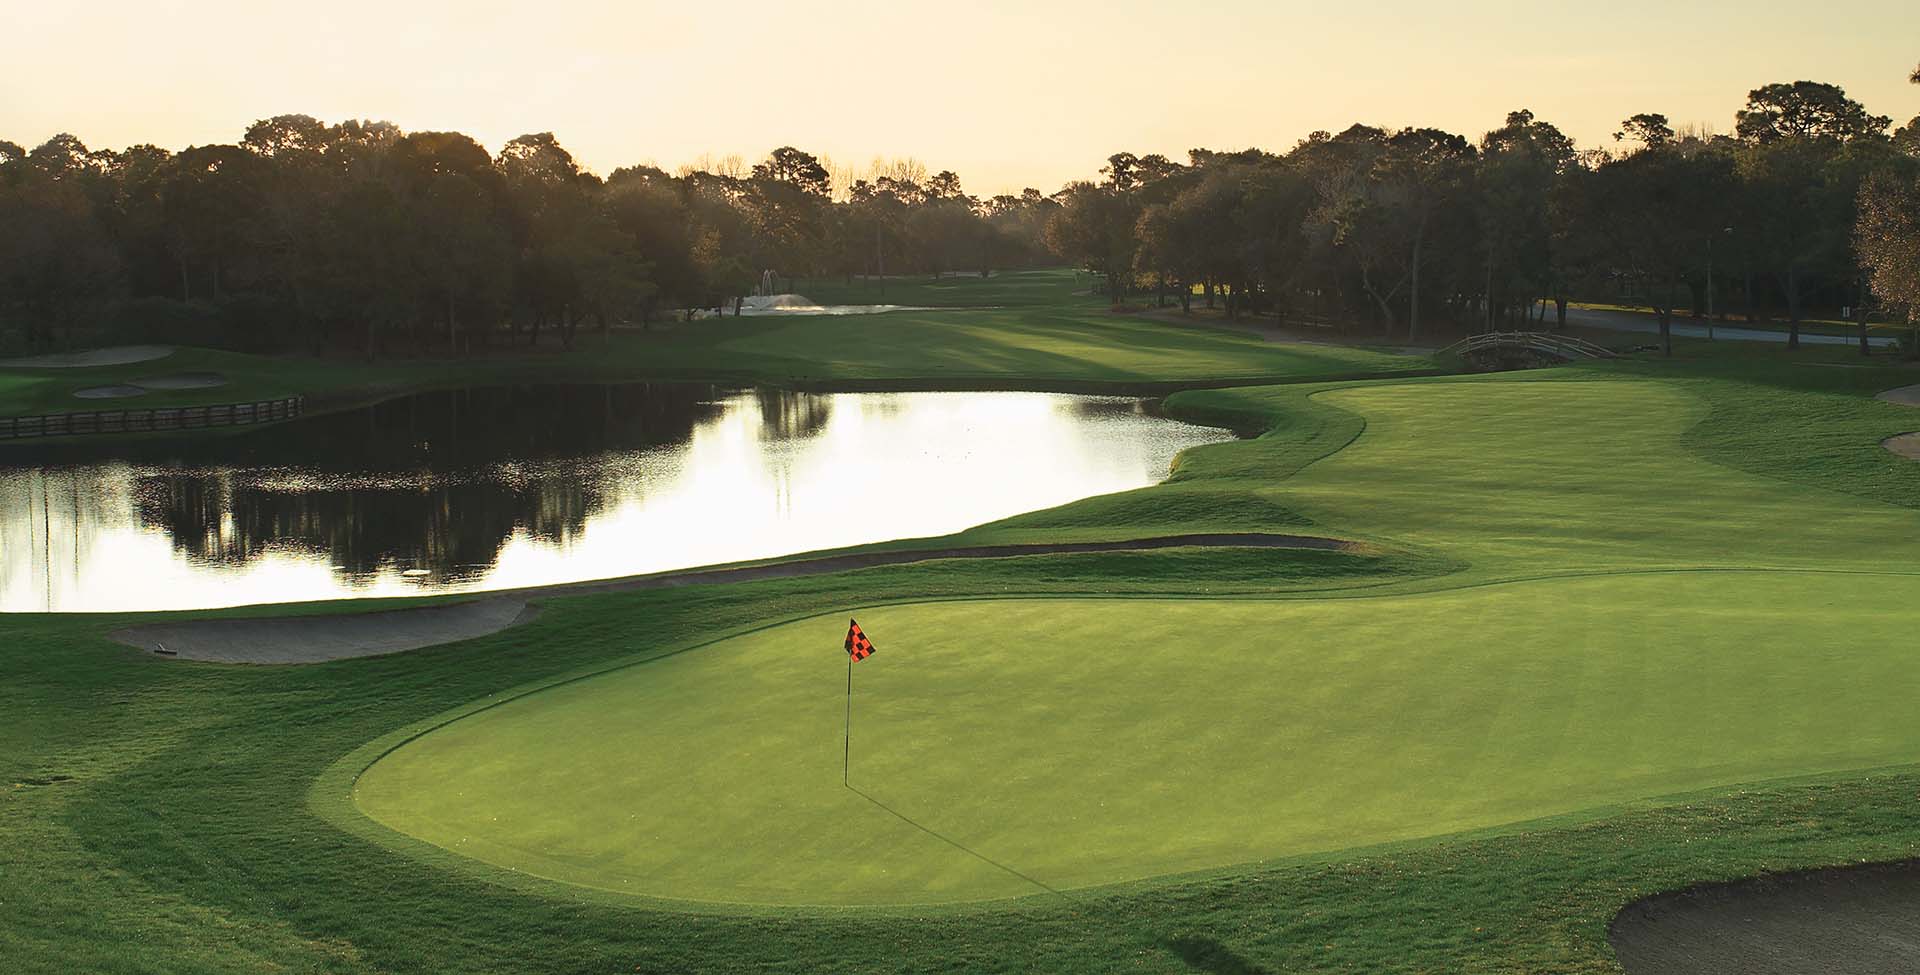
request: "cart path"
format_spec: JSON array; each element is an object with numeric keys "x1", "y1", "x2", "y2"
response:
[
  {"x1": 110, "y1": 532, "x2": 1354, "y2": 664},
  {"x1": 1566, "y1": 308, "x2": 1896, "y2": 347}
]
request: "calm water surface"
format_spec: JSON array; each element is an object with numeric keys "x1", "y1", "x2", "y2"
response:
[{"x1": 1, "y1": 385, "x2": 1231, "y2": 612}]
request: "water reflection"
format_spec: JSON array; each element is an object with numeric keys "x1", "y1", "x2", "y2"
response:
[{"x1": 0, "y1": 386, "x2": 1231, "y2": 612}]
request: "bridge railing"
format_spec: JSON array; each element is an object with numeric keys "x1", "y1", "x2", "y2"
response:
[
  {"x1": 1438, "y1": 331, "x2": 1617, "y2": 360},
  {"x1": 0, "y1": 395, "x2": 304, "y2": 442}
]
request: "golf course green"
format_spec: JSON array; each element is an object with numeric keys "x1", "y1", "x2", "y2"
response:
[
  {"x1": 357, "y1": 574, "x2": 1920, "y2": 906},
  {"x1": 10, "y1": 269, "x2": 1920, "y2": 972},
  {"x1": 352, "y1": 376, "x2": 1920, "y2": 906}
]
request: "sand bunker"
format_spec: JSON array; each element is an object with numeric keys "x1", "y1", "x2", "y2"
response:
[
  {"x1": 68, "y1": 372, "x2": 230, "y2": 400},
  {"x1": 1877, "y1": 384, "x2": 1920, "y2": 408},
  {"x1": 71, "y1": 384, "x2": 149, "y2": 399},
  {"x1": 705, "y1": 294, "x2": 930, "y2": 317},
  {"x1": 113, "y1": 599, "x2": 539, "y2": 665},
  {"x1": 130, "y1": 371, "x2": 229, "y2": 390},
  {"x1": 1610, "y1": 859, "x2": 1920, "y2": 975},
  {"x1": 1, "y1": 345, "x2": 173, "y2": 368},
  {"x1": 111, "y1": 532, "x2": 1351, "y2": 664},
  {"x1": 1876, "y1": 385, "x2": 1920, "y2": 461}
]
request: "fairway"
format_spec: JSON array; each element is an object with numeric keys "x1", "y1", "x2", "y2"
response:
[
  {"x1": 705, "y1": 303, "x2": 1418, "y2": 384},
  {"x1": 356, "y1": 572, "x2": 1920, "y2": 906}
]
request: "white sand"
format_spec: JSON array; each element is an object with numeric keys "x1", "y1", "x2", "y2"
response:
[
  {"x1": 109, "y1": 533, "x2": 1347, "y2": 663},
  {"x1": 133, "y1": 372, "x2": 228, "y2": 390},
  {"x1": 72, "y1": 384, "x2": 149, "y2": 400},
  {"x1": 705, "y1": 294, "x2": 931, "y2": 318},
  {"x1": 1876, "y1": 384, "x2": 1920, "y2": 408},
  {"x1": 1875, "y1": 385, "x2": 1920, "y2": 461}
]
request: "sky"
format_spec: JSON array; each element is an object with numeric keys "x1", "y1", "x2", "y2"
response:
[{"x1": 4, "y1": 0, "x2": 1917, "y2": 196}]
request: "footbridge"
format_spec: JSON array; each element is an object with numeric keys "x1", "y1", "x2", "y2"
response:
[{"x1": 1440, "y1": 331, "x2": 1618, "y2": 361}]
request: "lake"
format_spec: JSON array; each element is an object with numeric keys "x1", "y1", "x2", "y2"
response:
[{"x1": 0, "y1": 385, "x2": 1233, "y2": 612}]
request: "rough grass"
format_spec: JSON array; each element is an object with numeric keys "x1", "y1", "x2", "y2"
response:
[{"x1": 0, "y1": 373, "x2": 48, "y2": 401}]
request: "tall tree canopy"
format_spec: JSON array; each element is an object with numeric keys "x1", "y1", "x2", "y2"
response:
[
  {"x1": 0, "y1": 121, "x2": 1060, "y2": 355},
  {"x1": 1734, "y1": 81, "x2": 1890, "y2": 144},
  {"x1": 7, "y1": 71, "x2": 1919, "y2": 361}
]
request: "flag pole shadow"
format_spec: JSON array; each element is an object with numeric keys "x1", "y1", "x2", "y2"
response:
[{"x1": 845, "y1": 785, "x2": 1072, "y2": 903}]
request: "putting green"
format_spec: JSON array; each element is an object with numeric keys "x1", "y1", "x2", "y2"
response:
[{"x1": 355, "y1": 572, "x2": 1920, "y2": 906}]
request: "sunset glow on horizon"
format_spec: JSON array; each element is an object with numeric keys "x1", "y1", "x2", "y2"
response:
[{"x1": 5, "y1": 0, "x2": 1916, "y2": 194}]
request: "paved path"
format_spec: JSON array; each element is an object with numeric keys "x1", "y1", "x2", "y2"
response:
[
  {"x1": 1565, "y1": 308, "x2": 1894, "y2": 348},
  {"x1": 1146, "y1": 305, "x2": 1891, "y2": 352},
  {"x1": 111, "y1": 532, "x2": 1353, "y2": 664},
  {"x1": 1610, "y1": 860, "x2": 1920, "y2": 974}
]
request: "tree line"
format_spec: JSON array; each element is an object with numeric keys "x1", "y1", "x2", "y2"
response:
[
  {"x1": 0, "y1": 119, "x2": 1060, "y2": 355},
  {"x1": 1048, "y1": 72, "x2": 1920, "y2": 353},
  {"x1": 3, "y1": 69, "x2": 1918, "y2": 359}
]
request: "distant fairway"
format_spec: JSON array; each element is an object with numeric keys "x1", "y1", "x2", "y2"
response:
[
  {"x1": 702, "y1": 301, "x2": 1419, "y2": 385},
  {"x1": 356, "y1": 572, "x2": 1920, "y2": 906},
  {"x1": 796, "y1": 268, "x2": 1102, "y2": 308},
  {"x1": 0, "y1": 269, "x2": 1429, "y2": 421}
]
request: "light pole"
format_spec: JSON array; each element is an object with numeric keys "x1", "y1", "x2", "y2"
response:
[
  {"x1": 1706, "y1": 226, "x2": 1732, "y2": 341},
  {"x1": 1705, "y1": 235, "x2": 1714, "y2": 340}
]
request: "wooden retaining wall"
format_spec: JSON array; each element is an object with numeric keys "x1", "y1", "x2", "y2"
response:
[{"x1": 0, "y1": 395, "x2": 304, "y2": 441}]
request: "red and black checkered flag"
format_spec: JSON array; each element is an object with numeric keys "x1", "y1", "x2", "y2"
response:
[{"x1": 844, "y1": 619, "x2": 875, "y2": 662}]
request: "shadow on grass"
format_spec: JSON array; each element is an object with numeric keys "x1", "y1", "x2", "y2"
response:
[
  {"x1": 1158, "y1": 935, "x2": 1271, "y2": 975},
  {"x1": 845, "y1": 785, "x2": 1069, "y2": 902}
]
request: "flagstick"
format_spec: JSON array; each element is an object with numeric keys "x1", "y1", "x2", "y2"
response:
[{"x1": 842, "y1": 650, "x2": 854, "y2": 786}]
